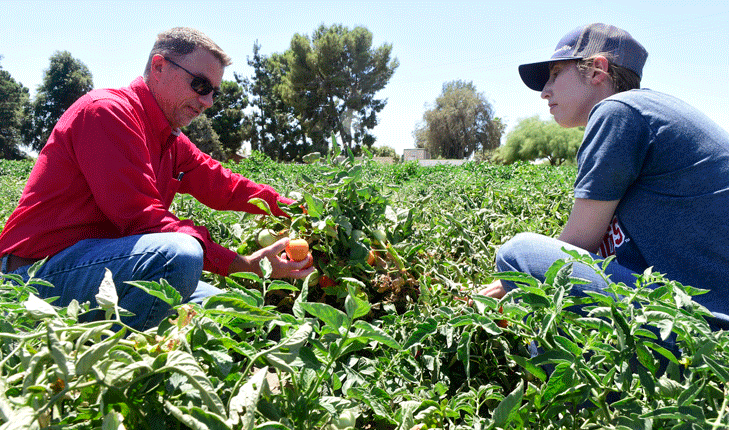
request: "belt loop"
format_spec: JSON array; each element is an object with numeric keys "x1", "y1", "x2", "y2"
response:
[{"x1": 1, "y1": 255, "x2": 8, "y2": 273}]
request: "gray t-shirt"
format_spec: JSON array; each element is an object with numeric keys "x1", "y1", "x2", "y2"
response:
[{"x1": 575, "y1": 89, "x2": 729, "y2": 320}]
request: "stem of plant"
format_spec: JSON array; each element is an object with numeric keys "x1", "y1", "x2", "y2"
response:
[{"x1": 711, "y1": 387, "x2": 729, "y2": 430}]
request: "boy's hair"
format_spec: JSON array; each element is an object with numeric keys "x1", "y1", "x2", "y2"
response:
[
  {"x1": 143, "y1": 27, "x2": 232, "y2": 77},
  {"x1": 577, "y1": 53, "x2": 641, "y2": 93}
]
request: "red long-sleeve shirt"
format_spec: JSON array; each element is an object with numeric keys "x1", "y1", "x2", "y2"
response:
[{"x1": 0, "y1": 77, "x2": 292, "y2": 276}]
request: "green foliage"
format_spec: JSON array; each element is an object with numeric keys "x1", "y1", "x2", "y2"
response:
[
  {"x1": 370, "y1": 145, "x2": 397, "y2": 158},
  {"x1": 21, "y1": 51, "x2": 94, "y2": 152},
  {"x1": 204, "y1": 80, "x2": 248, "y2": 158},
  {"x1": 2, "y1": 158, "x2": 729, "y2": 429},
  {"x1": 415, "y1": 80, "x2": 505, "y2": 160},
  {"x1": 494, "y1": 116, "x2": 584, "y2": 165},
  {"x1": 182, "y1": 113, "x2": 227, "y2": 161},
  {"x1": 0, "y1": 63, "x2": 30, "y2": 160},
  {"x1": 241, "y1": 43, "x2": 307, "y2": 162},
  {"x1": 279, "y1": 24, "x2": 399, "y2": 154}
]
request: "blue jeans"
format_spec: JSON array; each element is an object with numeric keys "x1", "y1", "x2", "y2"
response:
[
  {"x1": 1, "y1": 233, "x2": 223, "y2": 330},
  {"x1": 496, "y1": 232, "x2": 729, "y2": 331},
  {"x1": 496, "y1": 232, "x2": 640, "y2": 295}
]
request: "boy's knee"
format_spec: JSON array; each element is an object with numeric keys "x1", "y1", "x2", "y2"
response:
[{"x1": 496, "y1": 232, "x2": 540, "y2": 270}]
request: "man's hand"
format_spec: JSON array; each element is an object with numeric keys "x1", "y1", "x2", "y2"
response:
[{"x1": 228, "y1": 237, "x2": 315, "y2": 279}]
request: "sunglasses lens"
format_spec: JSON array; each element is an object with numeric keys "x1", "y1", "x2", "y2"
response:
[{"x1": 190, "y1": 77, "x2": 213, "y2": 96}]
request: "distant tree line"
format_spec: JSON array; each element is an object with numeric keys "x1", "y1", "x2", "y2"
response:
[
  {"x1": 2, "y1": 25, "x2": 581, "y2": 165},
  {"x1": 0, "y1": 24, "x2": 400, "y2": 162}
]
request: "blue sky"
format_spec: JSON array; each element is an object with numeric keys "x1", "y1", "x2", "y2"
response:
[{"x1": 2, "y1": 0, "x2": 728, "y2": 155}]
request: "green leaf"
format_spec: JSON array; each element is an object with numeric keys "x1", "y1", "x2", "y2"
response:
[
  {"x1": 523, "y1": 292, "x2": 552, "y2": 309},
  {"x1": 344, "y1": 281, "x2": 370, "y2": 320},
  {"x1": 292, "y1": 275, "x2": 310, "y2": 320},
  {"x1": 457, "y1": 330, "x2": 471, "y2": 380},
  {"x1": 254, "y1": 422, "x2": 293, "y2": 430},
  {"x1": 101, "y1": 411, "x2": 125, "y2": 430},
  {"x1": 611, "y1": 303, "x2": 634, "y2": 349},
  {"x1": 352, "y1": 320, "x2": 400, "y2": 349},
  {"x1": 704, "y1": 356, "x2": 729, "y2": 384},
  {"x1": 95, "y1": 268, "x2": 119, "y2": 309},
  {"x1": 247, "y1": 197, "x2": 272, "y2": 215},
  {"x1": 47, "y1": 324, "x2": 74, "y2": 380},
  {"x1": 229, "y1": 271, "x2": 263, "y2": 284},
  {"x1": 553, "y1": 335, "x2": 582, "y2": 357},
  {"x1": 448, "y1": 313, "x2": 502, "y2": 335},
  {"x1": 640, "y1": 405, "x2": 704, "y2": 421},
  {"x1": 303, "y1": 193, "x2": 325, "y2": 218},
  {"x1": 264, "y1": 322, "x2": 313, "y2": 371},
  {"x1": 204, "y1": 293, "x2": 279, "y2": 322},
  {"x1": 298, "y1": 302, "x2": 348, "y2": 332},
  {"x1": 163, "y1": 350, "x2": 227, "y2": 417},
  {"x1": 259, "y1": 257, "x2": 273, "y2": 279},
  {"x1": 541, "y1": 362, "x2": 575, "y2": 402},
  {"x1": 402, "y1": 317, "x2": 438, "y2": 350},
  {"x1": 492, "y1": 380, "x2": 524, "y2": 428},
  {"x1": 75, "y1": 328, "x2": 124, "y2": 375},
  {"x1": 493, "y1": 271, "x2": 539, "y2": 289},
  {"x1": 127, "y1": 278, "x2": 182, "y2": 307},
  {"x1": 511, "y1": 355, "x2": 547, "y2": 382},
  {"x1": 164, "y1": 401, "x2": 230, "y2": 430},
  {"x1": 24, "y1": 292, "x2": 58, "y2": 319},
  {"x1": 230, "y1": 366, "x2": 269, "y2": 428},
  {"x1": 267, "y1": 280, "x2": 299, "y2": 292},
  {"x1": 636, "y1": 365, "x2": 656, "y2": 398}
]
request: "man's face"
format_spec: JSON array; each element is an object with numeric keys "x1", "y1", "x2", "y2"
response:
[
  {"x1": 150, "y1": 47, "x2": 224, "y2": 129},
  {"x1": 540, "y1": 61, "x2": 595, "y2": 128}
]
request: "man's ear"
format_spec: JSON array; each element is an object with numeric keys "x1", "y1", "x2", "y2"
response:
[
  {"x1": 148, "y1": 54, "x2": 166, "y2": 82},
  {"x1": 590, "y1": 56, "x2": 611, "y2": 85}
]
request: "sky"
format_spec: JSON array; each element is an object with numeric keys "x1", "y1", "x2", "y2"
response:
[{"x1": 2, "y1": 0, "x2": 728, "y2": 156}]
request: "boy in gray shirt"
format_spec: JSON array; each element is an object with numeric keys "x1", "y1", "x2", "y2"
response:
[{"x1": 480, "y1": 23, "x2": 729, "y2": 329}]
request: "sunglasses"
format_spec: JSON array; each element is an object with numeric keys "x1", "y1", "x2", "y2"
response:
[{"x1": 164, "y1": 57, "x2": 221, "y2": 100}]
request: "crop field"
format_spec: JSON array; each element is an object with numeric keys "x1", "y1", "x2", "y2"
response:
[{"x1": 1, "y1": 154, "x2": 728, "y2": 430}]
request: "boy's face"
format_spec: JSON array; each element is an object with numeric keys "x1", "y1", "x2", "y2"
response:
[{"x1": 540, "y1": 61, "x2": 597, "y2": 128}]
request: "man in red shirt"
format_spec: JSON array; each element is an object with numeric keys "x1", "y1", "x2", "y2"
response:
[{"x1": 0, "y1": 28, "x2": 313, "y2": 330}]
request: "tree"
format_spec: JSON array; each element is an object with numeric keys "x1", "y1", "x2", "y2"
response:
[
  {"x1": 241, "y1": 43, "x2": 306, "y2": 162},
  {"x1": 279, "y1": 24, "x2": 399, "y2": 154},
  {"x1": 22, "y1": 51, "x2": 93, "y2": 152},
  {"x1": 414, "y1": 80, "x2": 504, "y2": 159},
  {"x1": 370, "y1": 145, "x2": 397, "y2": 158},
  {"x1": 0, "y1": 60, "x2": 30, "y2": 159},
  {"x1": 493, "y1": 116, "x2": 584, "y2": 165},
  {"x1": 204, "y1": 79, "x2": 247, "y2": 158},
  {"x1": 182, "y1": 114, "x2": 226, "y2": 161}
]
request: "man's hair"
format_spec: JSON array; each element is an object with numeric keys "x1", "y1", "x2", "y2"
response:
[
  {"x1": 577, "y1": 53, "x2": 641, "y2": 93},
  {"x1": 143, "y1": 27, "x2": 232, "y2": 77}
]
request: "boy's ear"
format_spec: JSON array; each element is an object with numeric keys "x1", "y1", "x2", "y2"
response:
[{"x1": 590, "y1": 56, "x2": 611, "y2": 85}]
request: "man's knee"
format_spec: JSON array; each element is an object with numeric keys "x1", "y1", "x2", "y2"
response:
[
  {"x1": 152, "y1": 233, "x2": 205, "y2": 298},
  {"x1": 164, "y1": 233, "x2": 204, "y2": 263}
]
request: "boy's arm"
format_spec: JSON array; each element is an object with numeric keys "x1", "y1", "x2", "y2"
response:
[{"x1": 558, "y1": 198, "x2": 620, "y2": 254}]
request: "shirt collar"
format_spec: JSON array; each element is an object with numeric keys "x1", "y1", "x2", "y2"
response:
[{"x1": 129, "y1": 77, "x2": 179, "y2": 143}]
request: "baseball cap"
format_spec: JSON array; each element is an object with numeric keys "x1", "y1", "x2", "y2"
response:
[{"x1": 518, "y1": 23, "x2": 648, "y2": 91}]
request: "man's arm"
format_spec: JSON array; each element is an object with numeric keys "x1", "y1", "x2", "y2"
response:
[{"x1": 558, "y1": 198, "x2": 620, "y2": 253}]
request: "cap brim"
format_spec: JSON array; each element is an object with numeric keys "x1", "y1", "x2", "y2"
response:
[{"x1": 518, "y1": 57, "x2": 582, "y2": 91}]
